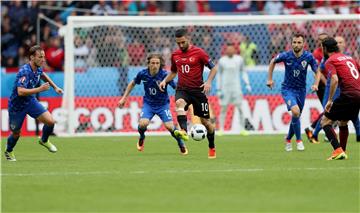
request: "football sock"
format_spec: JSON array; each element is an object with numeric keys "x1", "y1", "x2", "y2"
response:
[
  {"x1": 138, "y1": 125, "x2": 147, "y2": 140},
  {"x1": 323, "y1": 125, "x2": 340, "y2": 150},
  {"x1": 170, "y1": 127, "x2": 184, "y2": 147},
  {"x1": 312, "y1": 120, "x2": 322, "y2": 139},
  {"x1": 236, "y1": 104, "x2": 245, "y2": 131},
  {"x1": 6, "y1": 134, "x2": 19, "y2": 152},
  {"x1": 207, "y1": 131, "x2": 215, "y2": 149},
  {"x1": 339, "y1": 125, "x2": 349, "y2": 151},
  {"x1": 351, "y1": 117, "x2": 360, "y2": 137},
  {"x1": 311, "y1": 112, "x2": 323, "y2": 129},
  {"x1": 291, "y1": 116, "x2": 301, "y2": 141},
  {"x1": 286, "y1": 123, "x2": 294, "y2": 141},
  {"x1": 177, "y1": 115, "x2": 188, "y2": 132},
  {"x1": 41, "y1": 124, "x2": 54, "y2": 143}
]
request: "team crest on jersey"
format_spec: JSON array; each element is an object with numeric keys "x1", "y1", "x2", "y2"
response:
[
  {"x1": 19, "y1": 76, "x2": 26, "y2": 84},
  {"x1": 287, "y1": 100, "x2": 291, "y2": 106},
  {"x1": 189, "y1": 57, "x2": 195, "y2": 62},
  {"x1": 301, "y1": 60, "x2": 307, "y2": 68}
]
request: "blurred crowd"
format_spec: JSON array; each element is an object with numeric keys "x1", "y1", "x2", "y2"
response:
[{"x1": 1, "y1": 0, "x2": 359, "y2": 70}]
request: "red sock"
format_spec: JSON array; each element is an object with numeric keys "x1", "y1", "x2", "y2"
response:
[
  {"x1": 339, "y1": 125, "x2": 349, "y2": 151},
  {"x1": 296, "y1": 139, "x2": 302, "y2": 143}
]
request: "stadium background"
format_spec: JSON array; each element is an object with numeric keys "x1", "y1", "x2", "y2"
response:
[{"x1": 1, "y1": 1, "x2": 359, "y2": 136}]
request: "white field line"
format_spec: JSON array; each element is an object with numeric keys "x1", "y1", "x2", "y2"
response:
[{"x1": 1, "y1": 167, "x2": 359, "y2": 177}]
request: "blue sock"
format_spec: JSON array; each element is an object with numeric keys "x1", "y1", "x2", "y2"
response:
[
  {"x1": 6, "y1": 134, "x2": 19, "y2": 152},
  {"x1": 138, "y1": 125, "x2": 146, "y2": 140},
  {"x1": 313, "y1": 120, "x2": 322, "y2": 139},
  {"x1": 41, "y1": 125, "x2": 54, "y2": 143},
  {"x1": 291, "y1": 116, "x2": 301, "y2": 141},
  {"x1": 170, "y1": 127, "x2": 184, "y2": 147},
  {"x1": 286, "y1": 123, "x2": 294, "y2": 141},
  {"x1": 352, "y1": 118, "x2": 360, "y2": 136}
]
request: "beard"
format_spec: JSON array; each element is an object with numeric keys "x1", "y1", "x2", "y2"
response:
[{"x1": 293, "y1": 48, "x2": 301, "y2": 53}]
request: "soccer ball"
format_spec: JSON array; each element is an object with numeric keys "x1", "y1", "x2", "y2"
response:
[{"x1": 190, "y1": 124, "x2": 207, "y2": 141}]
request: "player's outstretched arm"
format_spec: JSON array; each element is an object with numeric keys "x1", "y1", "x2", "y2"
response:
[
  {"x1": 159, "y1": 72, "x2": 177, "y2": 92},
  {"x1": 312, "y1": 67, "x2": 322, "y2": 92},
  {"x1": 201, "y1": 66, "x2": 218, "y2": 94},
  {"x1": 41, "y1": 72, "x2": 63, "y2": 94},
  {"x1": 266, "y1": 58, "x2": 276, "y2": 89},
  {"x1": 118, "y1": 80, "x2": 135, "y2": 108},
  {"x1": 17, "y1": 83, "x2": 50, "y2": 96}
]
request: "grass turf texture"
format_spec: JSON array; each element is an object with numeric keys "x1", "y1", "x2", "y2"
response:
[{"x1": 2, "y1": 135, "x2": 359, "y2": 213}]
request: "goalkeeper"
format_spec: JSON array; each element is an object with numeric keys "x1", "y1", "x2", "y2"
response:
[
  {"x1": 118, "y1": 53, "x2": 188, "y2": 155},
  {"x1": 217, "y1": 43, "x2": 251, "y2": 136}
]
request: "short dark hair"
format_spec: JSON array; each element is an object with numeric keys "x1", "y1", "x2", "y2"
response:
[
  {"x1": 175, "y1": 28, "x2": 187, "y2": 38},
  {"x1": 147, "y1": 53, "x2": 164, "y2": 69},
  {"x1": 29, "y1": 45, "x2": 43, "y2": 58},
  {"x1": 322, "y1": 37, "x2": 339, "y2": 53},
  {"x1": 292, "y1": 33, "x2": 305, "y2": 40}
]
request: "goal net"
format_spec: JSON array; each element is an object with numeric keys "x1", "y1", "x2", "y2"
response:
[{"x1": 60, "y1": 15, "x2": 359, "y2": 136}]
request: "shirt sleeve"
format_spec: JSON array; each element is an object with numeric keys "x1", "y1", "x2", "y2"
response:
[
  {"x1": 133, "y1": 71, "x2": 142, "y2": 85},
  {"x1": 170, "y1": 54, "x2": 177, "y2": 73},
  {"x1": 309, "y1": 54, "x2": 318, "y2": 73},
  {"x1": 200, "y1": 49, "x2": 215, "y2": 69},
  {"x1": 273, "y1": 52, "x2": 286, "y2": 63},
  {"x1": 16, "y1": 71, "x2": 29, "y2": 88}
]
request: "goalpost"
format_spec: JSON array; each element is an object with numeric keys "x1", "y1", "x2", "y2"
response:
[{"x1": 60, "y1": 14, "x2": 359, "y2": 136}]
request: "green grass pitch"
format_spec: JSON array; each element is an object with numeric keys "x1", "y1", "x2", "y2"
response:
[{"x1": 1, "y1": 134, "x2": 359, "y2": 213}]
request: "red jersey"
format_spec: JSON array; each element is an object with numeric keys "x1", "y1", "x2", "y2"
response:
[
  {"x1": 171, "y1": 45, "x2": 213, "y2": 90},
  {"x1": 325, "y1": 53, "x2": 360, "y2": 99}
]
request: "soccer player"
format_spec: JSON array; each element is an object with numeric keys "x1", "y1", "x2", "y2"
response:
[
  {"x1": 307, "y1": 36, "x2": 360, "y2": 143},
  {"x1": 320, "y1": 37, "x2": 360, "y2": 160},
  {"x1": 159, "y1": 28, "x2": 218, "y2": 159},
  {"x1": 217, "y1": 43, "x2": 251, "y2": 136},
  {"x1": 267, "y1": 33, "x2": 319, "y2": 152},
  {"x1": 304, "y1": 33, "x2": 329, "y2": 142},
  {"x1": 5, "y1": 45, "x2": 63, "y2": 161},
  {"x1": 118, "y1": 53, "x2": 188, "y2": 155}
]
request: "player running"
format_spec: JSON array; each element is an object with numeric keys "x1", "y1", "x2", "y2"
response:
[
  {"x1": 118, "y1": 53, "x2": 188, "y2": 155},
  {"x1": 307, "y1": 35, "x2": 360, "y2": 143},
  {"x1": 159, "y1": 28, "x2": 218, "y2": 159},
  {"x1": 320, "y1": 37, "x2": 360, "y2": 160},
  {"x1": 5, "y1": 45, "x2": 63, "y2": 161},
  {"x1": 267, "y1": 33, "x2": 319, "y2": 152}
]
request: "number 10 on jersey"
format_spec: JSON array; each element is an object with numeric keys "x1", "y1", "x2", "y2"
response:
[{"x1": 181, "y1": 64, "x2": 190, "y2": 73}]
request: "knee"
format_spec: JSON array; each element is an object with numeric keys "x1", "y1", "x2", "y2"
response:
[
  {"x1": 321, "y1": 116, "x2": 332, "y2": 127},
  {"x1": 45, "y1": 117, "x2": 56, "y2": 126},
  {"x1": 201, "y1": 119, "x2": 214, "y2": 133},
  {"x1": 175, "y1": 99, "x2": 186, "y2": 108},
  {"x1": 339, "y1": 121, "x2": 348, "y2": 127},
  {"x1": 164, "y1": 123, "x2": 174, "y2": 132},
  {"x1": 291, "y1": 110, "x2": 301, "y2": 118},
  {"x1": 138, "y1": 120, "x2": 149, "y2": 129}
]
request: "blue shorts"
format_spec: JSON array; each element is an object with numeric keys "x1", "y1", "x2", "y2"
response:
[
  {"x1": 281, "y1": 88, "x2": 306, "y2": 112},
  {"x1": 8, "y1": 98, "x2": 47, "y2": 131},
  {"x1": 322, "y1": 81, "x2": 341, "y2": 107},
  {"x1": 140, "y1": 103, "x2": 173, "y2": 123}
]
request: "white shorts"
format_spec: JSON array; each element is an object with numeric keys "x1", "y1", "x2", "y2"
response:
[{"x1": 219, "y1": 90, "x2": 243, "y2": 106}]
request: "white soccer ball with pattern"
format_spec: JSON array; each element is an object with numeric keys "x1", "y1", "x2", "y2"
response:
[{"x1": 190, "y1": 124, "x2": 207, "y2": 141}]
